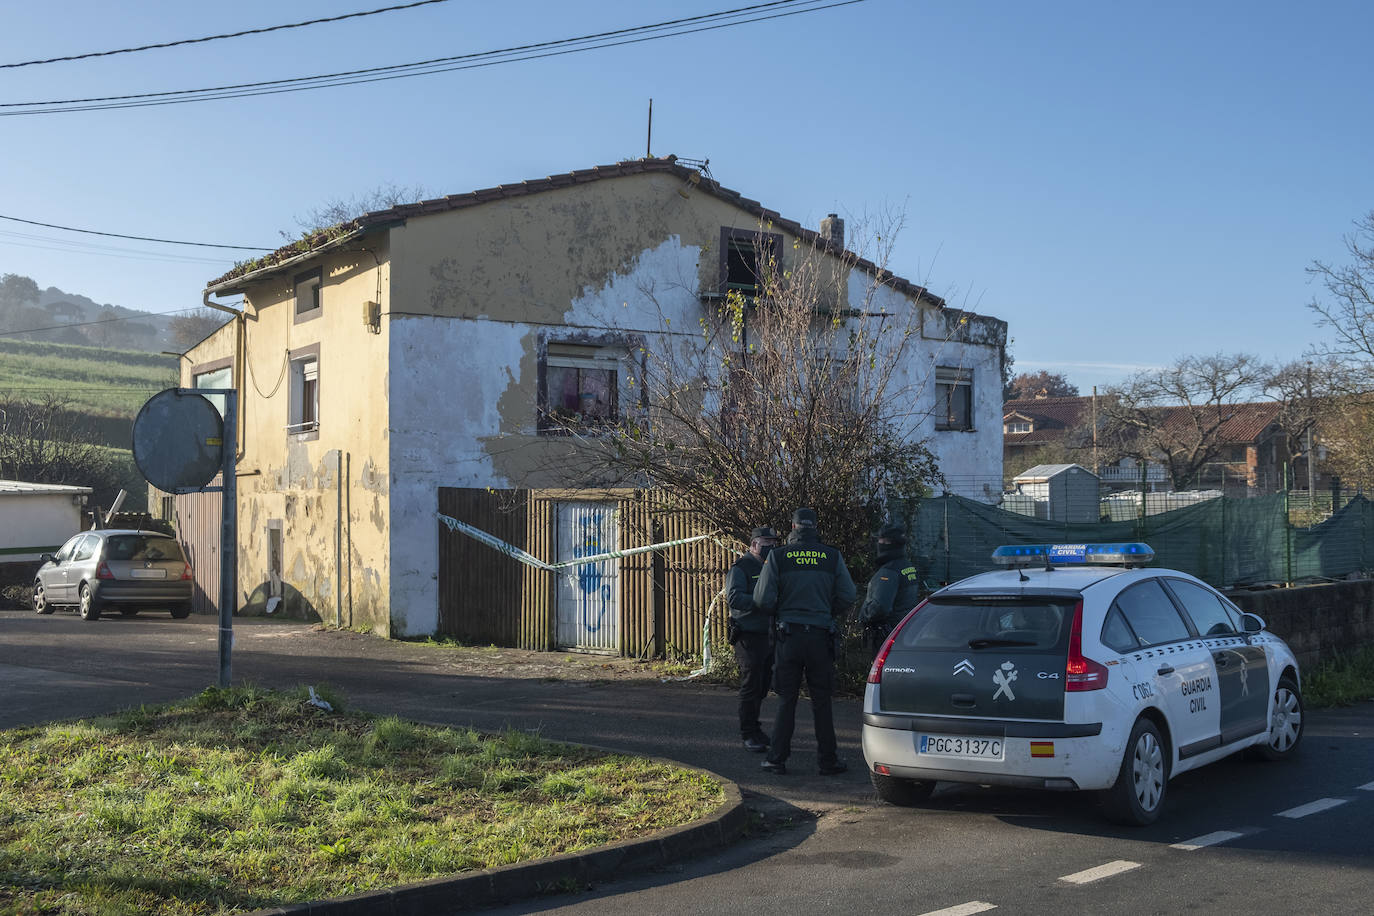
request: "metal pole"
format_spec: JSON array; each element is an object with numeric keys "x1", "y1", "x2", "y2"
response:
[
  {"x1": 336, "y1": 449, "x2": 343, "y2": 629},
  {"x1": 646, "y1": 98, "x2": 653, "y2": 158},
  {"x1": 219, "y1": 391, "x2": 238, "y2": 688}
]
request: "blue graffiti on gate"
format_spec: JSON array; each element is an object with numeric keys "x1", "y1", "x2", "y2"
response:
[{"x1": 573, "y1": 512, "x2": 614, "y2": 634}]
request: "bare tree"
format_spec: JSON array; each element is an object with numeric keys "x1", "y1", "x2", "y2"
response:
[
  {"x1": 169, "y1": 308, "x2": 230, "y2": 350},
  {"x1": 1006, "y1": 370, "x2": 1079, "y2": 401},
  {"x1": 1308, "y1": 210, "x2": 1374, "y2": 385},
  {"x1": 287, "y1": 183, "x2": 429, "y2": 239},
  {"x1": 1098, "y1": 353, "x2": 1269, "y2": 490},
  {"x1": 542, "y1": 219, "x2": 954, "y2": 567},
  {"x1": 0, "y1": 394, "x2": 112, "y2": 488}
]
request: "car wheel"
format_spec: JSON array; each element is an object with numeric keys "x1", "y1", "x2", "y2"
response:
[
  {"x1": 33, "y1": 581, "x2": 56, "y2": 615},
  {"x1": 871, "y1": 771, "x2": 936, "y2": 806},
  {"x1": 78, "y1": 583, "x2": 102, "y2": 621},
  {"x1": 170, "y1": 603, "x2": 192, "y2": 620},
  {"x1": 1101, "y1": 718, "x2": 1167, "y2": 826},
  {"x1": 1255, "y1": 676, "x2": 1304, "y2": 761}
]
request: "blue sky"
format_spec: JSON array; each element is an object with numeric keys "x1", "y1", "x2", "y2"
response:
[{"x1": 2, "y1": 0, "x2": 1371, "y2": 392}]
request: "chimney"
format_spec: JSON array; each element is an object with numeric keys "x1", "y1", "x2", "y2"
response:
[{"x1": 819, "y1": 213, "x2": 844, "y2": 251}]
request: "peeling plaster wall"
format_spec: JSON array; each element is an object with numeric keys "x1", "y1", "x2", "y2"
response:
[
  {"x1": 186, "y1": 240, "x2": 393, "y2": 633},
  {"x1": 380, "y1": 172, "x2": 1008, "y2": 634}
]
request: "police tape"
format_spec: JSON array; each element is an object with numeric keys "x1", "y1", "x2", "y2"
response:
[{"x1": 436, "y1": 513, "x2": 720, "y2": 571}]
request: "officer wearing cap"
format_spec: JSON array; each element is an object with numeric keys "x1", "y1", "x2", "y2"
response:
[
  {"x1": 859, "y1": 524, "x2": 924, "y2": 656},
  {"x1": 726, "y1": 526, "x2": 780, "y2": 752},
  {"x1": 752, "y1": 507, "x2": 856, "y2": 775}
]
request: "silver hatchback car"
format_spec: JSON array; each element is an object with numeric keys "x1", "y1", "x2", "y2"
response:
[{"x1": 32, "y1": 529, "x2": 194, "y2": 621}]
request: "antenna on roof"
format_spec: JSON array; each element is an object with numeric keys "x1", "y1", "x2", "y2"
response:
[
  {"x1": 646, "y1": 98, "x2": 652, "y2": 158},
  {"x1": 674, "y1": 157, "x2": 713, "y2": 181}
]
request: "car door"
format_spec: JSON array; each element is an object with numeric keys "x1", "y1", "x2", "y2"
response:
[
  {"x1": 44, "y1": 535, "x2": 85, "y2": 602},
  {"x1": 1163, "y1": 577, "x2": 1270, "y2": 745},
  {"x1": 67, "y1": 535, "x2": 99, "y2": 598},
  {"x1": 1108, "y1": 579, "x2": 1220, "y2": 760}
]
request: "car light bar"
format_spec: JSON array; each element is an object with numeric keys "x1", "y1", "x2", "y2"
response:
[{"x1": 991, "y1": 542, "x2": 1154, "y2": 568}]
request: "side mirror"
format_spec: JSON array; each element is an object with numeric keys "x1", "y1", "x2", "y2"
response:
[
  {"x1": 1241, "y1": 613, "x2": 1265, "y2": 634},
  {"x1": 39, "y1": 553, "x2": 55, "y2": 564}
]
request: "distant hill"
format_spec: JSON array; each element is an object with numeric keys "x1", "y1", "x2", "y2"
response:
[
  {"x1": 0, "y1": 278, "x2": 181, "y2": 352},
  {"x1": 0, "y1": 338, "x2": 176, "y2": 417}
]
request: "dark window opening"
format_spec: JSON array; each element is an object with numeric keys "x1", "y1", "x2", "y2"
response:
[{"x1": 935, "y1": 367, "x2": 973, "y2": 431}]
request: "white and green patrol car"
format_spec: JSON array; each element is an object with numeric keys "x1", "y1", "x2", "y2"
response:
[{"x1": 861, "y1": 543, "x2": 1304, "y2": 825}]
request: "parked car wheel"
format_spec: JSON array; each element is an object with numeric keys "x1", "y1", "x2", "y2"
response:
[
  {"x1": 170, "y1": 603, "x2": 192, "y2": 620},
  {"x1": 78, "y1": 583, "x2": 101, "y2": 621},
  {"x1": 1101, "y1": 718, "x2": 1167, "y2": 826},
  {"x1": 32, "y1": 581, "x2": 56, "y2": 614},
  {"x1": 872, "y1": 772, "x2": 936, "y2": 806},
  {"x1": 1254, "y1": 676, "x2": 1304, "y2": 761}
]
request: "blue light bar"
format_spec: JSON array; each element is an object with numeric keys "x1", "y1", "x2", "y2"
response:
[{"x1": 991, "y1": 543, "x2": 1155, "y2": 567}]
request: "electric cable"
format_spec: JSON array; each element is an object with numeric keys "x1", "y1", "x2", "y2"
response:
[
  {"x1": 1, "y1": 0, "x2": 454, "y2": 69},
  {"x1": 0, "y1": 0, "x2": 866, "y2": 115},
  {"x1": 0, "y1": 214, "x2": 271, "y2": 250}
]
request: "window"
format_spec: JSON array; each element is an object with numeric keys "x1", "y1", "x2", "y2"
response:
[
  {"x1": 540, "y1": 342, "x2": 620, "y2": 432},
  {"x1": 192, "y1": 360, "x2": 233, "y2": 418},
  {"x1": 287, "y1": 345, "x2": 320, "y2": 437},
  {"x1": 1111, "y1": 580, "x2": 1192, "y2": 647},
  {"x1": 894, "y1": 597, "x2": 1073, "y2": 652},
  {"x1": 1165, "y1": 578, "x2": 1240, "y2": 637},
  {"x1": 72, "y1": 535, "x2": 97, "y2": 562},
  {"x1": 1005, "y1": 419, "x2": 1032, "y2": 434},
  {"x1": 935, "y1": 367, "x2": 973, "y2": 431},
  {"x1": 719, "y1": 228, "x2": 781, "y2": 298},
  {"x1": 1100, "y1": 607, "x2": 1137, "y2": 654},
  {"x1": 294, "y1": 268, "x2": 322, "y2": 322}
]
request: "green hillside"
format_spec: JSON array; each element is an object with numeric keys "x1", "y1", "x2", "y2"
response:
[{"x1": 0, "y1": 338, "x2": 177, "y2": 416}]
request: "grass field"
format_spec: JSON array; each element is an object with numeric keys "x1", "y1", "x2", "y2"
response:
[
  {"x1": 0, "y1": 686, "x2": 723, "y2": 915},
  {"x1": 0, "y1": 338, "x2": 176, "y2": 416}
]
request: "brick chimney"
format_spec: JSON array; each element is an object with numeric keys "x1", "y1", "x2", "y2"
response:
[{"x1": 819, "y1": 213, "x2": 844, "y2": 251}]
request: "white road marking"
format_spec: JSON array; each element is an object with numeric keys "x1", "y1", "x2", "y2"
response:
[
  {"x1": 1170, "y1": 830, "x2": 1244, "y2": 850},
  {"x1": 1059, "y1": 860, "x2": 1142, "y2": 884},
  {"x1": 1276, "y1": 798, "x2": 1348, "y2": 819},
  {"x1": 1358, "y1": 781, "x2": 1374, "y2": 792},
  {"x1": 916, "y1": 904, "x2": 997, "y2": 916}
]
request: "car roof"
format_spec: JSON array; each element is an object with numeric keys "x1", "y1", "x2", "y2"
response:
[
  {"x1": 936, "y1": 565, "x2": 1132, "y2": 599},
  {"x1": 88, "y1": 529, "x2": 175, "y2": 537}
]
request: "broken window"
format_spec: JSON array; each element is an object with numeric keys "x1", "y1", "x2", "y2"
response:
[
  {"x1": 719, "y1": 228, "x2": 781, "y2": 298},
  {"x1": 540, "y1": 342, "x2": 622, "y2": 432},
  {"x1": 935, "y1": 367, "x2": 973, "y2": 431}
]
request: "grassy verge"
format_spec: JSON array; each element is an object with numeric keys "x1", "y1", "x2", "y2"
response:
[
  {"x1": 1304, "y1": 644, "x2": 1374, "y2": 707},
  {"x1": 0, "y1": 686, "x2": 723, "y2": 915}
]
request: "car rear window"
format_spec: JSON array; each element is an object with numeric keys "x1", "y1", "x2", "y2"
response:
[
  {"x1": 894, "y1": 597, "x2": 1075, "y2": 651},
  {"x1": 104, "y1": 535, "x2": 184, "y2": 562}
]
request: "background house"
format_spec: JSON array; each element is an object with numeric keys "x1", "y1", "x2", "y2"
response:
[{"x1": 170, "y1": 156, "x2": 1008, "y2": 645}]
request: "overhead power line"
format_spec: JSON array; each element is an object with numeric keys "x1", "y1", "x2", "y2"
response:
[
  {"x1": 0, "y1": 307, "x2": 214, "y2": 339},
  {"x1": 0, "y1": 0, "x2": 454, "y2": 69},
  {"x1": 0, "y1": 214, "x2": 271, "y2": 250},
  {"x1": 0, "y1": 0, "x2": 865, "y2": 115}
]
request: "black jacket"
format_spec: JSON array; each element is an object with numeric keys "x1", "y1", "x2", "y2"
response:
[
  {"x1": 725, "y1": 553, "x2": 771, "y2": 633},
  {"x1": 753, "y1": 530, "x2": 856, "y2": 628},
  {"x1": 859, "y1": 548, "x2": 923, "y2": 627}
]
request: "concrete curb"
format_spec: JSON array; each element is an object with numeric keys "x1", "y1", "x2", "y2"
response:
[{"x1": 243, "y1": 764, "x2": 747, "y2": 915}]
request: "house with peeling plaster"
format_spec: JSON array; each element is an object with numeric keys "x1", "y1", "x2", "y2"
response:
[{"x1": 173, "y1": 156, "x2": 1007, "y2": 643}]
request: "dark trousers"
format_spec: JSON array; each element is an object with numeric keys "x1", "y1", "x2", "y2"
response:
[
  {"x1": 734, "y1": 630, "x2": 773, "y2": 739},
  {"x1": 863, "y1": 622, "x2": 893, "y2": 657},
  {"x1": 767, "y1": 627, "x2": 839, "y2": 767}
]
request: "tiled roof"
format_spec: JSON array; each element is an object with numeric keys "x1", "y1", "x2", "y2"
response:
[
  {"x1": 206, "y1": 156, "x2": 946, "y2": 308},
  {"x1": 1002, "y1": 396, "x2": 1283, "y2": 447}
]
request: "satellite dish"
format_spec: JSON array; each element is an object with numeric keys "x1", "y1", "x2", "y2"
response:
[{"x1": 132, "y1": 389, "x2": 225, "y2": 491}]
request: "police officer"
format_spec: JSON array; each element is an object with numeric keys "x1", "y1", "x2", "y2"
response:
[
  {"x1": 726, "y1": 526, "x2": 779, "y2": 752},
  {"x1": 752, "y1": 507, "x2": 856, "y2": 775},
  {"x1": 859, "y1": 525, "x2": 923, "y2": 656}
]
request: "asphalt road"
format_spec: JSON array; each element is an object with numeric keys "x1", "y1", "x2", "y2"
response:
[{"x1": 3, "y1": 609, "x2": 1371, "y2": 915}]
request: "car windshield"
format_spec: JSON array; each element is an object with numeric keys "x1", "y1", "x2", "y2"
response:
[
  {"x1": 104, "y1": 535, "x2": 183, "y2": 562},
  {"x1": 895, "y1": 597, "x2": 1076, "y2": 651}
]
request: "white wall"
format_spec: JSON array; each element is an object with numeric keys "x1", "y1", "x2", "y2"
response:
[{"x1": 0, "y1": 492, "x2": 84, "y2": 560}]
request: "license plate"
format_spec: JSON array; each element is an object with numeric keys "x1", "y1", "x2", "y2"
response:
[
  {"x1": 919, "y1": 734, "x2": 1004, "y2": 760},
  {"x1": 129, "y1": 569, "x2": 167, "y2": 579}
]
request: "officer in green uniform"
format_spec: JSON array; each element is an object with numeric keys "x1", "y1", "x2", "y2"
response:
[
  {"x1": 726, "y1": 526, "x2": 780, "y2": 752},
  {"x1": 753, "y1": 507, "x2": 856, "y2": 775},
  {"x1": 859, "y1": 524, "x2": 924, "y2": 656}
]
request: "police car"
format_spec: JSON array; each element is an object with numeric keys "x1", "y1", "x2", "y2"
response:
[{"x1": 861, "y1": 543, "x2": 1303, "y2": 825}]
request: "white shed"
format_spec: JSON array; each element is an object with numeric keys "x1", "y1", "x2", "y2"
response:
[
  {"x1": 0, "y1": 480, "x2": 92, "y2": 562},
  {"x1": 1010, "y1": 464, "x2": 1101, "y2": 524}
]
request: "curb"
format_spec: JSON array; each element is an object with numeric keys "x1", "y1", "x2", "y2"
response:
[{"x1": 243, "y1": 765, "x2": 747, "y2": 915}]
